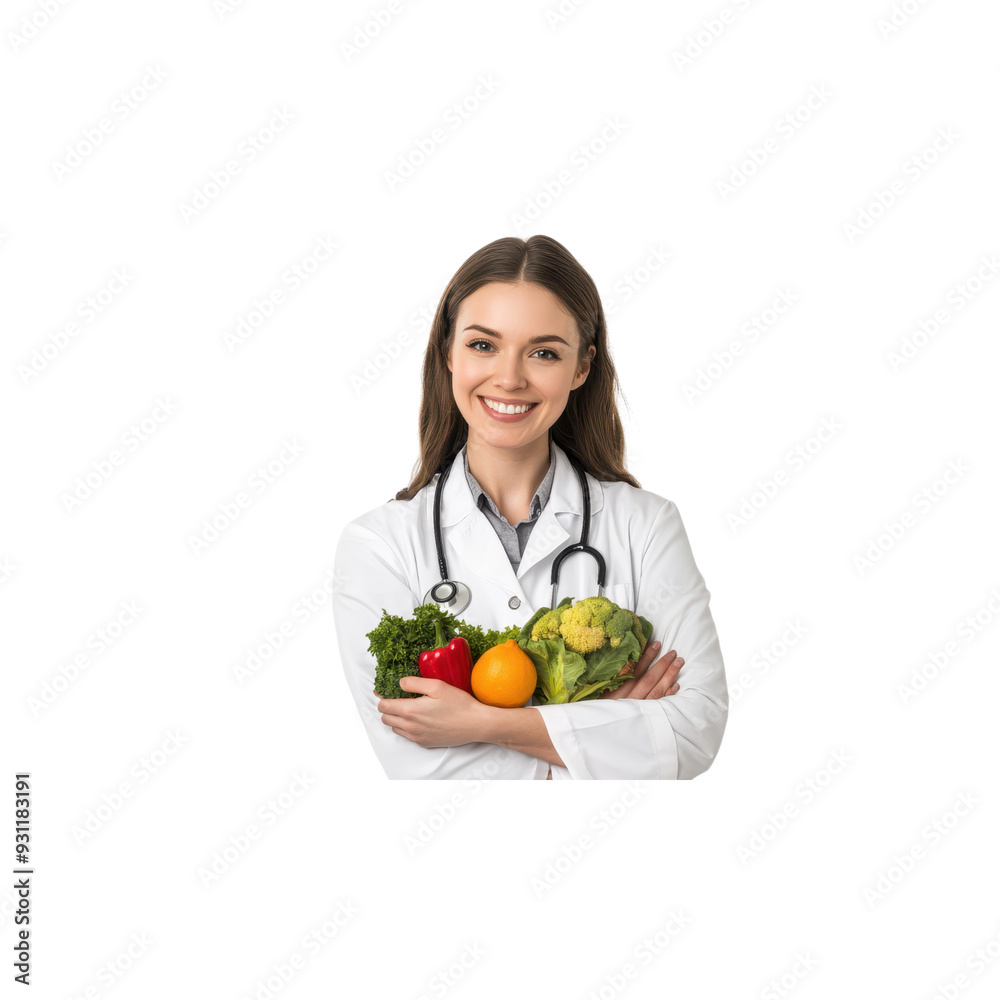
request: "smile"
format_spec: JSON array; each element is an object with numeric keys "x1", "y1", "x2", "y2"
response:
[{"x1": 478, "y1": 396, "x2": 538, "y2": 418}]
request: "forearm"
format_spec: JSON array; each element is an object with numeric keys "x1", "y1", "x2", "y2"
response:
[{"x1": 482, "y1": 705, "x2": 565, "y2": 768}]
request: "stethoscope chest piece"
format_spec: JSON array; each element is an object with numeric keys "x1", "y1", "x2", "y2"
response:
[{"x1": 426, "y1": 577, "x2": 472, "y2": 617}]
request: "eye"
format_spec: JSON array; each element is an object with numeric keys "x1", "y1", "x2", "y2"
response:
[{"x1": 466, "y1": 339, "x2": 561, "y2": 361}]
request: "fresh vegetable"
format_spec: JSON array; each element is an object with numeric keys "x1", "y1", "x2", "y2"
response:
[
  {"x1": 418, "y1": 619, "x2": 474, "y2": 694},
  {"x1": 366, "y1": 603, "x2": 521, "y2": 699},
  {"x1": 518, "y1": 595, "x2": 655, "y2": 704},
  {"x1": 470, "y1": 639, "x2": 537, "y2": 708}
]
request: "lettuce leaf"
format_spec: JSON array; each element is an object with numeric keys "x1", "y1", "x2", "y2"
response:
[{"x1": 517, "y1": 603, "x2": 657, "y2": 705}]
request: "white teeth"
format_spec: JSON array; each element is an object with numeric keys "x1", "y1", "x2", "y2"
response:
[{"x1": 483, "y1": 398, "x2": 536, "y2": 415}]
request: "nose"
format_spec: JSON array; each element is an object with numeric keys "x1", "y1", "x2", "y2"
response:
[{"x1": 493, "y1": 350, "x2": 527, "y2": 390}]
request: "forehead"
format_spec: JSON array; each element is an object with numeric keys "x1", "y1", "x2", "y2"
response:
[{"x1": 456, "y1": 282, "x2": 578, "y2": 340}]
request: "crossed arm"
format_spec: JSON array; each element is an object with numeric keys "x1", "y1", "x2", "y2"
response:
[{"x1": 374, "y1": 641, "x2": 685, "y2": 766}]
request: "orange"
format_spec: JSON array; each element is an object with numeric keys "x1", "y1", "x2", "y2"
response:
[{"x1": 471, "y1": 639, "x2": 537, "y2": 708}]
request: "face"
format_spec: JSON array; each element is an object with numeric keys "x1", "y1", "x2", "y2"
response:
[{"x1": 446, "y1": 281, "x2": 595, "y2": 452}]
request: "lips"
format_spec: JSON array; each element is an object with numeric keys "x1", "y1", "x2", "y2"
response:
[{"x1": 477, "y1": 395, "x2": 538, "y2": 420}]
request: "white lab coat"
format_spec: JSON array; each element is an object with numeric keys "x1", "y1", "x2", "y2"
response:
[{"x1": 332, "y1": 440, "x2": 728, "y2": 780}]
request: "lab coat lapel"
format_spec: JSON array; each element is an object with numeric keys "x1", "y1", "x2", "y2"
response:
[
  {"x1": 516, "y1": 441, "x2": 597, "y2": 581},
  {"x1": 434, "y1": 440, "x2": 604, "y2": 591},
  {"x1": 436, "y1": 446, "x2": 519, "y2": 593}
]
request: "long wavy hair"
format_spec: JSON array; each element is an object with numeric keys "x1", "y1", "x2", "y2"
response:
[{"x1": 394, "y1": 235, "x2": 640, "y2": 501}]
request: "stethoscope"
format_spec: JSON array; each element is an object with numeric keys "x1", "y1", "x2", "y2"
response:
[{"x1": 423, "y1": 446, "x2": 606, "y2": 615}]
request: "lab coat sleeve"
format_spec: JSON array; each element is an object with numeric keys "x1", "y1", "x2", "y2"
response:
[
  {"x1": 532, "y1": 499, "x2": 728, "y2": 780},
  {"x1": 332, "y1": 520, "x2": 538, "y2": 779}
]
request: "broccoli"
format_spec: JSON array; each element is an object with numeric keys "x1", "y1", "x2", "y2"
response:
[
  {"x1": 529, "y1": 607, "x2": 564, "y2": 643},
  {"x1": 557, "y1": 596, "x2": 646, "y2": 655},
  {"x1": 516, "y1": 595, "x2": 657, "y2": 704}
]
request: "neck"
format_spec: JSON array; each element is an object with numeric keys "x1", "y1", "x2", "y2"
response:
[{"x1": 466, "y1": 435, "x2": 551, "y2": 520}]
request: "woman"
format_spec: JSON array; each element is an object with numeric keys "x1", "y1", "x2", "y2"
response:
[{"x1": 332, "y1": 235, "x2": 728, "y2": 779}]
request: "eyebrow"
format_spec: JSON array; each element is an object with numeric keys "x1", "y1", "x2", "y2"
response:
[{"x1": 462, "y1": 324, "x2": 573, "y2": 347}]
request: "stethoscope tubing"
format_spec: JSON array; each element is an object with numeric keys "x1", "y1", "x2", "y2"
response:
[{"x1": 426, "y1": 446, "x2": 606, "y2": 614}]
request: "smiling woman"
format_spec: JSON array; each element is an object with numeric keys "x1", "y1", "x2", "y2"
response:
[{"x1": 332, "y1": 235, "x2": 729, "y2": 780}]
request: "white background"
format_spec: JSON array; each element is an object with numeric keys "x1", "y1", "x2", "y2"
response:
[{"x1": 3, "y1": 0, "x2": 1000, "y2": 996}]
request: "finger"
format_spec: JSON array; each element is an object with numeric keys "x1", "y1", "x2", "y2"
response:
[
  {"x1": 629, "y1": 656, "x2": 677, "y2": 699},
  {"x1": 647, "y1": 662, "x2": 684, "y2": 700},
  {"x1": 398, "y1": 675, "x2": 441, "y2": 696},
  {"x1": 600, "y1": 677, "x2": 634, "y2": 700},
  {"x1": 633, "y1": 656, "x2": 683, "y2": 700},
  {"x1": 380, "y1": 712, "x2": 409, "y2": 729},
  {"x1": 636, "y1": 643, "x2": 670, "y2": 675},
  {"x1": 599, "y1": 645, "x2": 678, "y2": 699}
]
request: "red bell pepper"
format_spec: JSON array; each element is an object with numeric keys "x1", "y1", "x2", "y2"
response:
[{"x1": 419, "y1": 619, "x2": 474, "y2": 694}]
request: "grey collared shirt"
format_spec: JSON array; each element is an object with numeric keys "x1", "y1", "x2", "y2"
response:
[{"x1": 462, "y1": 444, "x2": 556, "y2": 572}]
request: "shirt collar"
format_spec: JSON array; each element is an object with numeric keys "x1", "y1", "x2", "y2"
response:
[
  {"x1": 436, "y1": 438, "x2": 604, "y2": 529},
  {"x1": 462, "y1": 442, "x2": 556, "y2": 522}
]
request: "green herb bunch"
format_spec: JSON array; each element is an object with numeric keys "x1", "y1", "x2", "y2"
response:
[{"x1": 366, "y1": 602, "x2": 521, "y2": 699}]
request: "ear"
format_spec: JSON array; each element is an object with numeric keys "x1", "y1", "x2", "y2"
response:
[{"x1": 575, "y1": 345, "x2": 596, "y2": 387}]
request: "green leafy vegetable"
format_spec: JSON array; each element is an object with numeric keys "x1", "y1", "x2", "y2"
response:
[
  {"x1": 518, "y1": 596, "x2": 655, "y2": 704},
  {"x1": 366, "y1": 603, "x2": 520, "y2": 699}
]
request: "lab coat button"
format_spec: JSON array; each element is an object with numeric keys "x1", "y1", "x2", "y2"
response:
[{"x1": 508, "y1": 596, "x2": 520, "y2": 609}]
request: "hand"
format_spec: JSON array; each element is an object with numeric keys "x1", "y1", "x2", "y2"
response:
[
  {"x1": 374, "y1": 676, "x2": 491, "y2": 748},
  {"x1": 599, "y1": 641, "x2": 683, "y2": 700}
]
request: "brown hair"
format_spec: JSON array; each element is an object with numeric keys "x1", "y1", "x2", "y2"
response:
[{"x1": 394, "y1": 234, "x2": 640, "y2": 501}]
